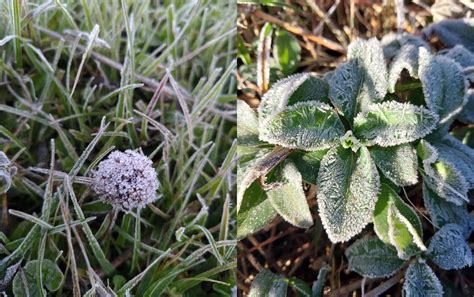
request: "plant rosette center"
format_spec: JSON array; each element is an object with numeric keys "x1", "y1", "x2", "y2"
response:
[{"x1": 340, "y1": 131, "x2": 362, "y2": 152}]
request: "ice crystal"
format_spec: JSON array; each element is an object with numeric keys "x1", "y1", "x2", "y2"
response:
[
  {"x1": 92, "y1": 150, "x2": 159, "y2": 212},
  {"x1": 403, "y1": 260, "x2": 443, "y2": 297},
  {"x1": 427, "y1": 224, "x2": 472, "y2": 270}
]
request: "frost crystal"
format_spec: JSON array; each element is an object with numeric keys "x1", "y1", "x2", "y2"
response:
[{"x1": 92, "y1": 150, "x2": 160, "y2": 212}]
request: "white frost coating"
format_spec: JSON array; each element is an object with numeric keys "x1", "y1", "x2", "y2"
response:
[
  {"x1": 434, "y1": 133, "x2": 474, "y2": 188},
  {"x1": 257, "y1": 73, "x2": 313, "y2": 126},
  {"x1": 259, "y1": 101, "x2": 345, "y2": 151},
  {"x1": 427, "y1": 224, "x2": 472, "y2": 270},
  {"x1": 345, "y1": 236, "x2": 404, "y2": 278},
  {"x1": 419, "y1": 48, "x2": 467, "y2": 124},
  {"x1": 458, "y1": 90, "x2": 474, "y2": 124},
  {"x1": 388, "y1": 43, "x2": 426, "y2": 92},
  {"x1": 347, "y1": 38, "x2": 388, "y2": 106},
  {"x1": 444, "y1": 45, "x2": 474, "y2": 68},
  {"x1": 394, "y1": 205, "x2": 427, "y2": 251},
  {"x1": 248, "y1": 269, "x2": 278, "y2": 297},
  {"x1": 328, "y1": 59, "x2": 363, "y2": 120},
  {"x1": 317, "y1": 146, "x2": 380, "y2": 243},
  {"x1": 267, "y1": 162, "x2": 313, "y2": 228},
  {"x1": 369, "y1": 144, "x2": 418, "y2": 186},
  {"x1": 237, "y1": 100, "x2": 259, "y2": 146},
  {"x1": 403, "y1": 261, "x2": 443, "y2": 297},
  {"x1": 353, "y1": 101, "x2": 438, "y2": 147},
  {"x1": 92, "y1": 150, "x2": 159, "y2": 212},
  {"x1": 419, "y1": 141, "x2": 469, "y2": 205},
  {"x1": 422, "y1": 183, "x2": 472, "y2": 238},
  {"x1": 387, "y1": 203, "x2": 419, "y2": 259}
]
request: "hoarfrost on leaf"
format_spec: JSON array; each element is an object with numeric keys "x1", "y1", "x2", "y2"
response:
[
  {"x1": 317, "y1": 146, "x2": 379, "y2": 243},
  {"x1": 353, "y1": 101, "x2": 438, "y2": 147},
  {"x1": 267, "y1": 161, "x2": 313, "y2": 228},
  {"x1": 345, "y1": 236, "x2": 404, "y2": 278},
  {"x1": 237, "y1": 100, "x2": 261, "y2": 148},
  {"x1": 373, "y1": 183, "x2": 424, "y2": 257},
  {"x1": 443, "y1": 44, "x2": 474, "y2": 68},
  {"x1": 422, "y1": 18, "x2": 474, "y2": 52},
  {"x1": 259, "y1": 101, "x2": 345, "y2": 151},
  {"x1": 418, "y1": 140, "x2": 469, "y2": 205},
  {"x1": 422, "y1": 183, "x2": 472, "y2": 238},
  {"x1": 403, "y1": 261, "x2": 443, "y2": 297},
  {"x1": 419, "y1": 48, "x2": 466, "y2": 124},
  {"x1": 369, "y1": 144, "x2": 418, "y2": 186},
  {"x1": 388, "y1": 43, "x2": 427, "y2": 92},
  {"x1": 458, "y1": 90, "x2": 474, "y2": 125},
  {"x1": 248, "y1": 269, "x2": 287, "y2": 297},
  {"x1": 257, "y1": 73, "x2": 329, "y2": 126},
  {"x1": 0, "y1": 151, "x2": 17, "y2": 194},
  {"x1": 237, "y1": 181, "x2": 277, "y2": 239},
  {"x1": 347, "y1": 38, "x2": 388, "y2": 109},
  {"x1": 427, "y1": 224, "x2": 472, "y2": 270}
]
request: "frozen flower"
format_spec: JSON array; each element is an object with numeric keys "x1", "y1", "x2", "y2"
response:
[{"x1": 92, "y1": 150, "x2": 159, "y2": 212}]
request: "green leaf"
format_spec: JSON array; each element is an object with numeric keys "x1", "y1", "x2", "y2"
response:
[
  {"x1": 369, "y1": 144, "x2": 418, "y2": 186},
  {"x1": 418, "y1": 140, "x2": 469, "y2": 205},
  {"x1": 353, "y1": 101, "x2": 438, "y2": 147},
  {"x1": 267, "y1": 162, "x2": 313, "y2": 228},
  {"x1": 373, "y1": 184, "x2": 426, "y2": 259},
  {"x1": 317, "y1": 146, "x2": 379, "y2": 242},
  {"x1": 423, "y1": 18, "x2": 474, "y2": 52},
  {"x1": 419, "y1": 48, "x2": 466, "y2": 123},
  {"x1": 258, "y1": 73, "x2": 330, "y2": 124},
  {"x1": 13, "y1": 259, "x2": 64, "y2": 297},
  {"x1": 237, "y1": 100, "x2": 260, "y2": 148},
  {"x1": 403, "y1": 261, "x2": 443, "y2": 297},
  {"x1": 237, "y1": 181, "x2": 277, "y2": 239},
  {"x1": 388, "y1": 43, "x2": 426, "y2": 92},
  {"x1": 388, "y1": 203, "x2": 426, "y2": 259},
  {"x1": 273, "y1": 29, "x2": 301, "y2": 75},
  {"x1": 427, "y1": 224, "x2": 472, "y2": 270},
  {"x1": 259, "y1": 101, "x2": 345, "y2": 151},
  {"x1": 345, "y1": 236, "x2": 405, "y2": 278},
  {"x1": 248, "y1": 269, "x2": 287, "y2": 297},
  {"x1": 312, "y1": 266, "x2": 329, "y2": 297},
  {"x1": 287, "y1": 277, "x2": 311, "y2": 297},
  {"x1": 288, "y1": 149, "x2": 327, "y2": 184}
]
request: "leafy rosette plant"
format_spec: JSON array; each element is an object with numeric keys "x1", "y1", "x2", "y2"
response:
[{"x1": 237, "y1": 38, "x2": 440, "y2": 242}]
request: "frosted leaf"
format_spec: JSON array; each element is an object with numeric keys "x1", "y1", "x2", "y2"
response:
[
  {"x1": 288, "y1": 149, "x2": 327, "y2": 184},
  {"x1": 347, "y1": 38, "x2": 388, "y2": 107},
  {"x1": 432, "y1": 134, "x2": 474, "y2": 189},
  {"x1": 369, "y1": 144, "x2": 418, "y2": 186},
  {"x1": 419, "y1": 48, "x2": 467, "y2": 123},
  {"x1": 317, "y1": 146, "x2": 380, "y2": 243},
  {"x1": 257, "y1": 73, "x2": 329, "y2": 126},
  {"x1": 388, "y1": 43, "x2": 428, "y2": 92},
  {"x1": 427, "y1": 224, "x2": 472, "y2": 270},
  {"x1": 237, "y1": 181, "x2": 277, "y2": 239},
  {"x1": 458, "y1": 90, "x2": 474, "y2": 124},
  {"x1": 12, "y1": 259, "x2": 64, "y2": 296},
  {"x1": 327, "y1": 59, "x2": 363, "y2": 120},
  {"x1": 418, "y1": 140, "x2": 469, "y2": 205},
  {"x1": 422, "y1": 18, "x2": 474, "y2": 52},
  {"x1": 237, "y1": 100, "x2": 260, "y2": 148},
  {"x1": 423, "y1": 183, "x2": 472, "y2": 238},
  {"x1": 374, "y1": 184, "x2": 424, "y2": 257},
  {"x1": 237, "y1": 148, "x2": 272, "y2": 212},
  {"x1": 267, "y1": 161, "x2": 313, "y2": 228},
  {"x1": 259, "y1": 101, "x2": 345, "y2": 151},
  {"x1": 403, "y1": 261, "x2": 443, "y2": 297},
  {"x1": 443, "y1": 45, "x2": 474, "y2": 68},
  {"x1": 92, "y1": 150, "x2": 160, "y2": 212},
  {"x1": 0, "y1": 261, "x2": 20, "y2": 291},
  {"x1": 328, "y1": 38, "x2": 388, "y2": 119},
  {"x1": 387, "y1": 201, "x2": 426, "y2": 259},
  {"x1": 248, "y1": 269, "x2": 287, "y2": 297},
  {"x1": 381, "y1": 33, "x2": 429, "y2": 60},
  {"x1": 353, "y1": 101, "x2": 438, "y2": 147},
  {"x1": 345, "y1": 236, "x2": 404, "y2": 278}
]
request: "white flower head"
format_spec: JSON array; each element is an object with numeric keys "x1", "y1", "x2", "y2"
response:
[{"x1": 92, "y1": 150, "x2": 159, "y2": 212}]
